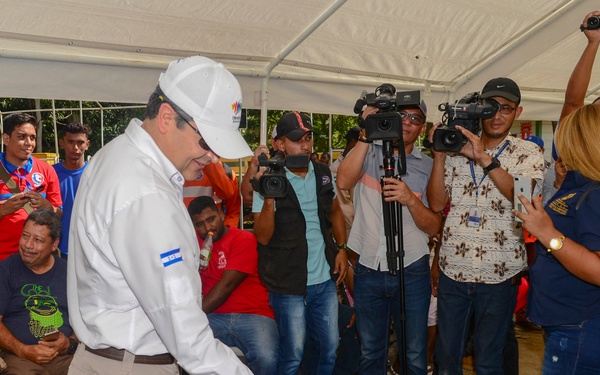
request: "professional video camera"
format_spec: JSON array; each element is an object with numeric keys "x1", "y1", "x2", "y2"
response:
[
  {"x1": 353, "y1": 84, "x2": 421, "y2": 141},
  {"x1": 429, "y1": 92, "x2": 500, "y2": 153},
  {"x1": 253, "y1": 151, "x2": 309, "y2": 198}
]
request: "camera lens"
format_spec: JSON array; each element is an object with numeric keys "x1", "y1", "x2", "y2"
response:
[
  {"x1": 378, "y1": 119, "x2": 392, "y2": 132},
  {"x1": 443, "y1": 132, "x2": 460, "y2": 147},
  {"x1": 588, "y1": 16, "x2": 600, "y2": 30},
  {"x1": 266, "y1": 178, "x2": 282, "y2": 190}
]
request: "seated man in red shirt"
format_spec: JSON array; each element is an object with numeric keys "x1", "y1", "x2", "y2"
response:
[{"x1": 187, "y1": 196, "x2": 278, "y2": 375}]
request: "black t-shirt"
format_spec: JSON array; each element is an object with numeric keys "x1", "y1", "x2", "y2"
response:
[{"x1": 0, "y1": 254, "x2": 72, "y2": 345}]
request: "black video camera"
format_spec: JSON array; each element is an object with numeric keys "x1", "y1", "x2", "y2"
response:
[
  {"x1": 581, "y1": 15, "x2": 600, "y2": 31},
  {"x1": 253, "y1": 151, "x2": 310, "y2": 198},
  {"x1": 354, "y1": 84, "x2": 421, "y2": 141},
  {"x1": 429, "y1": 92, "x2": 500, "y2": 153}
]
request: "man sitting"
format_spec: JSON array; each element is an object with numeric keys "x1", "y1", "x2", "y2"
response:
[
  {"x1": 188, "y1": 196, "x2": 278, "y2": 375},
  {"x1": 0, "y1": 209, "x2": 78, "y2": 375}
]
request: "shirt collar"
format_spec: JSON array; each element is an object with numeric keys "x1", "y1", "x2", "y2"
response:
[
  {"x1": 0, "y1": 152, "x2": 33, "y2": 174},
  {"x1": 125, "y1": 119, "x2": 185, "y2": 194}
]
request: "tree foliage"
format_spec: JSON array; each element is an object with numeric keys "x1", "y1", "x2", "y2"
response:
[{"x1": 2, "y1": 98, "x2": 360, "y2": 160}]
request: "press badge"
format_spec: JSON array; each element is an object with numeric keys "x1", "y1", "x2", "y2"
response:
[{"x1": 468, "y1": 207, "x2": 482, "y2": 227}]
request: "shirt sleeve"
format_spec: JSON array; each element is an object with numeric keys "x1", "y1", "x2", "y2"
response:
[{"x1": 108, "y1": 192, "x2": 251, "y2": 374}]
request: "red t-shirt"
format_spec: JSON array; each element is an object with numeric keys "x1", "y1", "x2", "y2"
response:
[
  {"x1": 0, "y1": 156, "x2": 62, "y2": 260},
  {"x1": 200, "y1": 227, "x2": 274, "y2": 318}
]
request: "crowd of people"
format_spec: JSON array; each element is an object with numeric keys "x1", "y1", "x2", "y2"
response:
[{"x1": 0, "y1": 10, "x2": 599, "y2": 375}]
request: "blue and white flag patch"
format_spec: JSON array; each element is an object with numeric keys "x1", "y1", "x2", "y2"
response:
[{"x1": 160, "y1": 248, "x2": 183, "y2": 267}]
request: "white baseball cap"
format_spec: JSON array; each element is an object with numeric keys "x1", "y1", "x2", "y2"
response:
[{"x1": 159, "y1": 56, "x2": 252, "y2": 159}]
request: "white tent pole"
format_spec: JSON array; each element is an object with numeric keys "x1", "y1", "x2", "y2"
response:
[
  {"x1": 259, "y1": 0, "x2": 347, "y2": 143},
  {"x1": 328, "y1": 114, "x2": 332, "y2": 154},
  {"x1": 52, "y1": 99, "x2": 59, "y2": 155}
]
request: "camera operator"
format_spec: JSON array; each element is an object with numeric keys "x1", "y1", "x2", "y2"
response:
[
  {"x1": 336, "y1": 98, "x2": 441, "y2": 374},
  {"x1": 252, "y1": 111, "x2": 348, "y2": 375},
  {"x1": 426, "y1": 77, "x2": 545, "y2": 374}
]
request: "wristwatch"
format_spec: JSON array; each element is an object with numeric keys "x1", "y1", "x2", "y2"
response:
[
  {"x1": 483, "y1": 157, "x2": 501, "y2": 173},
  {"x1": 547, "y1": 236, "x2": 565, "y2": 253},
  {"x1": 67, "y1": 337, "x2": 78, "y2": 355}
]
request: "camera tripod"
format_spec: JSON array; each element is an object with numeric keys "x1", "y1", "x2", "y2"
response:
[{"x1": 380, "y1": 139, "x2": 409, "y2": 375}]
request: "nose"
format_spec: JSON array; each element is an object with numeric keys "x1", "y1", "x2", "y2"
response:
[
  {"x1": 207, "y1": 151, "x2": 220, "y2": 164},
  {"x1": 23, "y1": 236, "x2": 34, "y2": 249}
]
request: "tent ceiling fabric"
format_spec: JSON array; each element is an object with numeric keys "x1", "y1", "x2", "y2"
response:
[{"x1": 0, "y1": 0, "x2": 598, "y2": 122}]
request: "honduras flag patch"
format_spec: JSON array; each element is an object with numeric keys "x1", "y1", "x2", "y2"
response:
[{"x1": 160, "y1": 248, "x2": 183, "y2": 267}]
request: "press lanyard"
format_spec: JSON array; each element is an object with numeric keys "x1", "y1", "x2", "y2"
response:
[{"x1": 469, "y1": 141, "x2": 508, "y2": 198}]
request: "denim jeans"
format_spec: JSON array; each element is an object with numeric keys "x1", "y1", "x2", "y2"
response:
[
  {"x1": 435, "y1": 273, "x2": 517, "y2": 375},
  {"x1": 542, "y1": 316, "x2": 600, "y2": 375},
  {"x1": 269, "y1": 279, "x2": 339, "y2": 375},
  {"x1": 353, "y1": 255, "x2": 431, "y2": 375},
  {"x1": 207, "y1": 313, "x2": 279, "y2": 375}
]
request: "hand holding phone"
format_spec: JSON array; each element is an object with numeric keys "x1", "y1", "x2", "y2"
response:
[
  {"x1": 514, "y1": 176, "x2": 532, "y2": 222},
  {"x1": 42, "y1": 330, "x2": 60, "y2": 342}
]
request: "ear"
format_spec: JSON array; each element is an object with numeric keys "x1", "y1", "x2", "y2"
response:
[
  {"x1": 2, "y1": 133, "x2": 9, "y2": 145},
  {"x1": 52, "y1": 238, "x2": 60, "y2": 252},
  {"x1": 275, "y1": 138, "x2": 285, "y2": 153},
  {"x1": 58, "y1": 138, "x2": 65, "y2": 149},
  {"x1": 514, "y1": 106, "x2": 523, "y2": 120},
  {"x1": 157, "y1": 103, "x2": 177, "y2": 134}
]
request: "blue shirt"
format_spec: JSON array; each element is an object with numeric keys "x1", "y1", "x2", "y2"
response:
[
  {"x1": 53, "y1": 162, "x2": 88, "y2": 255},
  {"x1": 528, "y1": 171, "x2": 600, "y2": 326},
  {"x1": 253, "y1": 162, "x2": 336, "y2": 285}
]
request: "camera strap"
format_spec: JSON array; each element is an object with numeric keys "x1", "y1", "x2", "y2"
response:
[
  {"x1": 469, "y1": 140, "x2": 509, "y2": 198},
  {"x1": 0, "y1": 162, "x2": 34, "y2": 214}
]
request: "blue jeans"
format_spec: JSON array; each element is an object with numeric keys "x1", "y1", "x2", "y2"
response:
[
  {"x1": 269, "y1": 279, "x2": 339, "y2": 375},
  {"x1": 435, "y1": 273, "x2": 518, "y2": 375},
  {"x1": 207, "y1": 313, "x2": 279, "y2": 375},
  {"x1": 353, "y1": 255, "x2": 431, "y2": 375},
  {"x1": 542, "y1": 316, "x2": 600, "y2": 375}
]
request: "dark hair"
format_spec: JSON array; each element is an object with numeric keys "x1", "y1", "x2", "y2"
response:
[
  {"x1": 61, "y1": 122, "x2": 92, "y2": 138},
  {"x1": 3, "y1": 113, "x2": 37, "y2": 136},
  {"x1": 24, "y1": 209, "x2": 62, "y2": 242},
  {"x1": 145, "y1": 86, "x2": 192, "y2": 129},
  {"x1": 188, "y1": 196, "x2": 218, "y2": 217}
]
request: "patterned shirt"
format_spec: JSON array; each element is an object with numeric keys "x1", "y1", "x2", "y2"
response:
[{"x1": 439, "y1": 135, "x2": 544, "y2": 283}]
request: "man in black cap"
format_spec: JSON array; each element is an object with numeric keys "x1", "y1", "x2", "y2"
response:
[
  {"x1": 252, "y1": 111, "x2": 348, "y2": 375},
  {"x1": 426, "y1": 78, "x2": 545, "y2": 374}
]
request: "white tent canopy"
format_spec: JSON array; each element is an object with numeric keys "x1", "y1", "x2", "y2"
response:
[{"x1": 1, "y1": 0, "x2": 599, "y2": 138}]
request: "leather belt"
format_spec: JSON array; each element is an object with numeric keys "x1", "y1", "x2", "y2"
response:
[{"x1": 84, "y1": 345, "x2": 175, "y2": 365}]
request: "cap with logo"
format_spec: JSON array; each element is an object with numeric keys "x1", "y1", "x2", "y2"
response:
[
  {"x1": 275, "y1": 112, "x2": 314, "y2": 142},
  {"x1": 480, "y1": 77, "x2": 521, "y2": 104},
  {"x1": 525, "y1": 135, "x2": 544, "y2": 149},
  {"x1": 159, "y1": 56, "x2": 252, "y2": 159}
]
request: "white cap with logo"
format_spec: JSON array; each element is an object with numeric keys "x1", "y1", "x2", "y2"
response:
[{"x1": 159, "y1": 56, "x2": 252, "y2": 159}]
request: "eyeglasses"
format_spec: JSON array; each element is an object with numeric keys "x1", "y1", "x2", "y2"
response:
[
  {"x1": 399, "y1": 111, "x2": 425, "y2": 126},
  {"x1": 171, "y1": 106, "x2": 219, "y2": 157},
  {"x1": 498, "y1": 104, "x2": 517, "y2": 115}
]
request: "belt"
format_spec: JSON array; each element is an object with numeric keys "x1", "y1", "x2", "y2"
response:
[{"x1": 84, "y1": 345, "x2": 175, "y2": 365}]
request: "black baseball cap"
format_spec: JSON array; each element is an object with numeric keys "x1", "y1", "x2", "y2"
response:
[
  {"x1": 275, "y1": 112, "x2": 314, "y2": 141},
  {"x1": 344, "y1": 126, "x2": 361, "y2": 140},
  {"x1": 480, "y1": 77, "x2": 521, "y2": 104}
]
